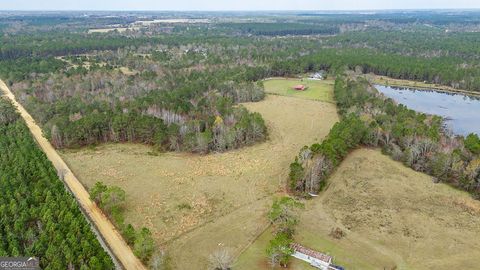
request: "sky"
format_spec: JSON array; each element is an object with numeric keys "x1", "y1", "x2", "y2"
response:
[{"x1": 0, "y1": 0, "x2": 479, "y2": 11}]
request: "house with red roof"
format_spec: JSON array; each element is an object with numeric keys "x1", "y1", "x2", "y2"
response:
[{"x1": 293, "y1": 85, "x2": 306, "y2": 91}]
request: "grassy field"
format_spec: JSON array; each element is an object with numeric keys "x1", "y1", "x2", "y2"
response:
[
  {"x1": 237, "y1": 148, "x2": 480, "y2": 270},
  {"x1": 61, "y1": 94, "x2": 339, "y2": 269},
  {"x1": 263, "y1": 78, "x2": 335, "y2": 103}
]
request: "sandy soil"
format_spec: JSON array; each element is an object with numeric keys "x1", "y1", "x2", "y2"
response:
[
  {"x1": 0, "y1": 79, "x2": 146, "y2": 270},
  {"x1": 61, "y1": 95, "x2": 339, "y2": 269}
]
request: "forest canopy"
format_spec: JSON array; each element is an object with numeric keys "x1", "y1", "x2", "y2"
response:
[
  {"x1": 2, "y1": 11, "x2": 480, "y2": 154},
  {"x1": 0, "y1": 97, "x2": 114, "y2": 269},
  {"x1": 289, "y1": 75, "x2": 480, "y2": 199}
]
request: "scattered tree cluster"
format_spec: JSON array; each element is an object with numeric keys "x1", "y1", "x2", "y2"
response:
[
  {"x1": 89, "y1": 182, "x2": 156, "y2": 264},
  {"x1": 289, "y1": 114, "x2": 368, "y2": 195},
  {"x1": 266, "y1": 197, "x2": 304, "y2": 268}
]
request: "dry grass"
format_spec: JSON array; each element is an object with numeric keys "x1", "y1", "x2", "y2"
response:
[
  {"x1": 237, "y1": 148, "x2": 480, "y2": 270},
  {"x1": 61, "y1": 94, "x2": 339, "y2": 269},
  {"x1": 313, "y1": 148, "x2": 480, "y2": 269},
  {"x1": 118, "y1": 66, "x2": 138, "y2": 76},
  {"x1": 308, "y1": 149, "x2": 480, "y2": 269}
]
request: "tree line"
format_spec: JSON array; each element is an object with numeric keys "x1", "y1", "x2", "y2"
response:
[
  {"x1": 0, "y1": 97, "x2": 114, "y2": 269},
  {"x1": 219, "y1": 22, "x2": 340, "y2": 36},
  {"x1": 89, "y1": 182, "x2": 161, "y2": 267},
  {"x1": 270, "y1": 48, "x2": 480, "y2": 92},
  {"x1": 289, "y1": 75, "x2": 480, "y2": 199}
]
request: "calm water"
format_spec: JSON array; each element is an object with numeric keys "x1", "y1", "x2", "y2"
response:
[{"x1": 375, "y1": 85, "x2": 480, "y2": 136}]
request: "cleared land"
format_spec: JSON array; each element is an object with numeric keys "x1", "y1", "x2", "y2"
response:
[
  {"x1": 88, "y1": 27, "x2": 140, "y2": 33},
  {"x1": 88, "y1": 19, "x2": 210, "y2": 34},
  {"x1": 61, "y1": 90, "x2": 339, "y2": 269},
  {"x1": 134, "y1": 19, "x2": 210, "y2": 25},
  {"x1": 55, "y1": 56, "x2": 138, "y2": 75},
  {"x1": 264, "y1": 78, "x2": 335, "y2": 103},
  {"x1": 0, "y1": 79, "x2": 146, "y2": 270},
  {"x1": 55, "y1": 56, "x2": 107, "y2": 69},
  {"x1": 237, "y1": 148, "x2": 480, "y2": 270}
]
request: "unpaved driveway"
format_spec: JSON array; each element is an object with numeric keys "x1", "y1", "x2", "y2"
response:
[{"x1": 0, "y1": 79, "x2": 146, "y2": 270}]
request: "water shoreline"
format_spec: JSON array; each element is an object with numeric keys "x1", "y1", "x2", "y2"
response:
[
  {"x1": 375, "y1": 84, "x2": 480, "y2": 136},
  {"x1": 370, "y1": 75, "x2": 480, "y2": 98}
]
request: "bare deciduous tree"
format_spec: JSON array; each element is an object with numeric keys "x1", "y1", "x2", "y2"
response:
[
  {"x1": 208, "y1": 248, "x2": 233, "y2": 270},
  {"x1": 267, "y1": 252, "x2": 279, "y2": 269},
  {"x1": 304, "y1": 155, "x2": 331, "y2": 193},
  {"x1": 150, "y1": 251, "x2": 171, "y2": 270}
]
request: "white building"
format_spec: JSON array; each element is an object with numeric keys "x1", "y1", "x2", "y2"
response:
[
  {"x1": 291, "y1": 243, "x2": 332, "y2": 270},
  {"x1": 309, "y1": 72, "x2": 325, "y2": 80}
]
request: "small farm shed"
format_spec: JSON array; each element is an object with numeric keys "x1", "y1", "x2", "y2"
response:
[
  {"x1": 291, "y1": 243, "x2": 333, "y2": 270},
  {"x1": 293, "y1": 85, "x2": 306, "y2": 91}
]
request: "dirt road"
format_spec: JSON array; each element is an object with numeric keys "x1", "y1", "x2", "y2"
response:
[
  {"x1": 62, "y1": 94, "x2": 339, "y2": 269},
  {"x1": 0, "y1": 79, "x2": 146, "y2": 270}
]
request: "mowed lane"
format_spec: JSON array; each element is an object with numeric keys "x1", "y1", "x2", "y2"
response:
[{"x1": 0, "y1": 79, "x2": 146, "y2": 270}]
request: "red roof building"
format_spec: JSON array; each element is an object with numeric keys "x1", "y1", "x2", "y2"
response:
[{"x1": 293, "y1": 85, "x2": 306, "y2": 91}]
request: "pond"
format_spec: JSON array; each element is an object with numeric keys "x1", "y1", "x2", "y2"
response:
[{"x1": 375, "y1": 85, "x2": 480, "y2": 136}]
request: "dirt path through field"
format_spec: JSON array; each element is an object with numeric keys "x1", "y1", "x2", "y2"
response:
[
  {"x1": 61, "y1": 94, "x2": 339, "y2": 269},
  {"x1": 0, "y1": 79, "x2": 146, "y2": 270}
]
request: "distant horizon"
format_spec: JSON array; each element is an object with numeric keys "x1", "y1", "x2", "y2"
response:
[
  {"x1": 1, "y1": 0, "x2": 479, "y2": 12},
  {"x1": 1, "y1": 8, "x2": 480, "y2": 12}
]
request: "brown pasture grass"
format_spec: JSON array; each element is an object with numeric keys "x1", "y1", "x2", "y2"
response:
[
  {"x1": 61, "y1": 94, "x2": 339, "y2": 269},
  {"x1": 237, "y1": 148, "x2": 480, "y2": 270}
]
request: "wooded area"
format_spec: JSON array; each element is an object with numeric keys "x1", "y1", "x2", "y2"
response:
[
  {"x1": 1, "y1": 11, "x2": 480, "y2": 268},
  {"x1": 0, "y1": 97, "x2": 114, "y2": 269},
  {"x1": 290, "y1": 75, "x2": 480, "y2": 199},
  {"x1": 1, "y1": 12, "x2": 480, "y2": 155}
]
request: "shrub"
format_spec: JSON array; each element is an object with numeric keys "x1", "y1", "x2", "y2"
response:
[{"x1": 465, "y1": 134, "x2": 480, "y2": 155}]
